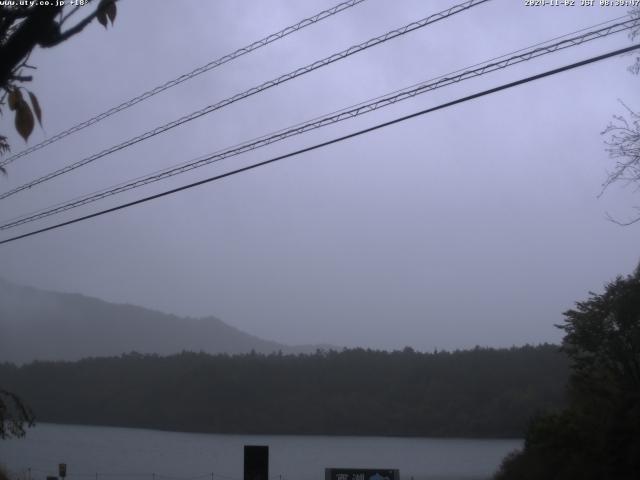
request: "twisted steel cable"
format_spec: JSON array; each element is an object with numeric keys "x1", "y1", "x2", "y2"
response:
[
  {"x1": 0, "y1": 0, "x2": 368, "y2": 168},
  {"x1": 1, "y1": 43, "x2": 638, "y2": 246},
  {"x1": 0, "y1": 0, "x2": 491, "y2": 200},
  {"x1": 1, "y1": 16, "x2": 636, "y2": 231}
]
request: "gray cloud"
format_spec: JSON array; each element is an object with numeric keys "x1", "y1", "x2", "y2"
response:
[{"x1": 1, "y1": 0, "x2": 638, "y2": 351}]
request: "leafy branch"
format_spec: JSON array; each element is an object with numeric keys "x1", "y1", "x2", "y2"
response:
[
  {"x1": 0, "y1": 0, "x2": 118, "y2": 160},
  {"x1": 0, "y1": 389, "x2": 35, "y2": 439}
]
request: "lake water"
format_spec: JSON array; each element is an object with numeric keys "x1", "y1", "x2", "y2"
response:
[{"x1": 0, "y1": 424, "x2": 521, "y2": 480}]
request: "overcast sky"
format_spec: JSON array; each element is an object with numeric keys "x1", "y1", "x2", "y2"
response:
[{"x1": 0, "y1": 0, "x2": 638, "y2": 351}]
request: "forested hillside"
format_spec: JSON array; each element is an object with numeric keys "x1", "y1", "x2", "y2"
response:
[{"x1": 1, "y1": 345, "x2": 568, "y2": 438}]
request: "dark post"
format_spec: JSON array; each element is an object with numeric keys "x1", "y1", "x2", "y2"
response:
[{"x1": 244, "y1": 445, "x2": 269, "y2": 480}]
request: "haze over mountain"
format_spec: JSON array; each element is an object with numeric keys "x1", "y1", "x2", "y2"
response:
[{"x1": 0, "y1": 278, "x2": 330, "y2": 364}]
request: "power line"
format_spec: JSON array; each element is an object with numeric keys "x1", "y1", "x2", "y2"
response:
[
  {"x1": 2, "y1": 16, "x2": 636, "y2": 231},
  {"x1": 0, "y1": 0, "x2": 368, "y2": 168},
  {"x1": 3, "y1": 13, "x2": 630, "y2": 227},
  {"x1": 0, "y1": 0, "x2": 491, "y2": 201},
  {"x1": 1, "y1": 43, "x2": 637, "y2": 247}
]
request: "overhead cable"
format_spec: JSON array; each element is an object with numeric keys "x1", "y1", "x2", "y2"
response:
[
  {"x1": 4, "y1": 13, "x2": 630, "y2": 228},
  {"x1": 1, "y1": 43, "x2": 638, "y2": 246},
  {"x1": 1, "y1": 16, "x2": 637, "y2": 230},
  {"x1": 0, "y1": 0, "x2": 491, "y2": 200},
  {"x1": 0, "y1": 0, "x2": 369, "y2": 168}
]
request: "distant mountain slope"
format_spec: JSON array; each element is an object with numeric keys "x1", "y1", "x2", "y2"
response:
[{"x1": 0, "y1": 278, "x2": 324, "y2": 363}]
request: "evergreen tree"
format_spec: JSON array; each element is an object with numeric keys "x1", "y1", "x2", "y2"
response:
[{"x1": 495, "y1": 265, "x2": 640, "y2": 480}]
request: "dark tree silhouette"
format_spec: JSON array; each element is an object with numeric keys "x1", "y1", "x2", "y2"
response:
[
  {"x1": 0, "y1": 389, "x2": 34, "y2": 439},
  {"x1": 495, "y1": 264, "x2": 640, "y2": 480}
]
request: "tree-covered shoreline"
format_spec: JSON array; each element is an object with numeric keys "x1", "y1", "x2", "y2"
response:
[
  {"x1": 494, "y1": 266, "x2": 640, "y2": 479},
  {"x1": 1, "y1": 344, "x2": 567, "y2": 439}
]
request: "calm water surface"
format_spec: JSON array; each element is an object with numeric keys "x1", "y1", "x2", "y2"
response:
[{"x1": 0, "y1": 424, "x2": 521, "y2": 480}]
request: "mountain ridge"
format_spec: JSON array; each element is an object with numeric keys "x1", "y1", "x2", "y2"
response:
[{"x1": 0, "y1": 277, "x2": 332, "y2": 364}]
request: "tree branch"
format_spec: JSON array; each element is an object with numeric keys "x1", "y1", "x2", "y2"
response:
[
  {"x1": 0, "y1": 6, "x2": 35, "y2": 21},
  {"x1": 39, "y1": 8, "x2": 100, "y2": 47},
  {"x1": 59, "y1": 3, "x2": 85, "y2": 27},
  {"x1": 0, "y1": 6, "x2": 62, "y2": 88},
  {"x1": 40, "y1": 0, "x2": 115, "y2": 48},
  {"x1": 605, "y1": 209, "x2": 640, "y2": 226},
  {"x1": 10, "y1": 74, "x2": 32, "y2": 82}
]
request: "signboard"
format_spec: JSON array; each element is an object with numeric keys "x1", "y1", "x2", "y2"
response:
[
  {"x1": 58, "y1": 464, "x2": 67, "y2": 479},
  {"x1": 325, "y1": 469, "x2": 399, "y2": 480}
]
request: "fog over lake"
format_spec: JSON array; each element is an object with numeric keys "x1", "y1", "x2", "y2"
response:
[{"x1": 0, "y1": 424, "x2": 521, "y2": 480}]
